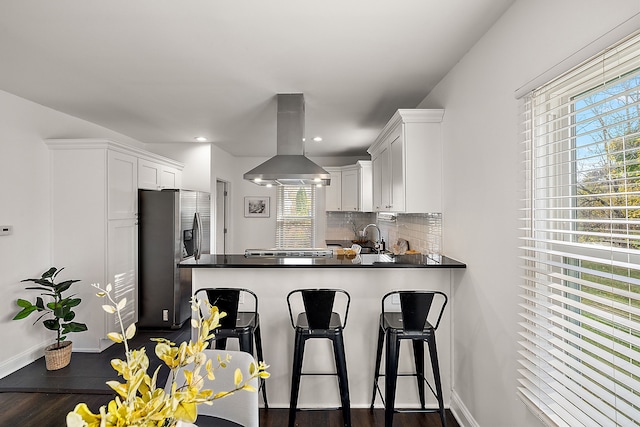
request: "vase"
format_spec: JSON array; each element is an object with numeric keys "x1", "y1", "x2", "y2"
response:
[{"x1": 44, "y1": 341, "x2": 72, "y2": 370}]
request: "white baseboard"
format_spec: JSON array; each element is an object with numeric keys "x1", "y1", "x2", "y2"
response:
[
  {"x1": 0, "y1": 342, "x2": 46, "y2": 379},
  {"x1": 450, "y1": 390, "x2": 480, "y2": 427}
]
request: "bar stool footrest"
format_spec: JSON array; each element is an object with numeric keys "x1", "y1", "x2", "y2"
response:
[
  {"x1": 373, "y1": 373, "x2": 441, "y2": 400},
  {"x1": 394, "y1": 408, "x2": 443, "y2": 414}
]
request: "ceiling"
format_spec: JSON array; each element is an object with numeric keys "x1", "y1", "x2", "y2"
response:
[{"x1": 0, "y1": 0, "x2": 514, "y2": 157}]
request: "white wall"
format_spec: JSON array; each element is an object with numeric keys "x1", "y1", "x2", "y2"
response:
[
  {"x1": 211, "y1": 149, "x2": 278, "y2": 253},
  {"x1": 0, "y1": 89, "x2": 145, "y2": 377},
  {"x1": 210, "y1": 150, "x2": 369, "y2": 253},
  {"x1": 145, "y1": 142, "x2": 211, "y2": 192},
  {"x1": 418, "y1": 2, "x2": 640, "y2": 426}
]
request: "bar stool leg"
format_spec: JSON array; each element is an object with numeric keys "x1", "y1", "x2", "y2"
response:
[
  {"x1": 254, "y1": 322, "x2": 269, "y2": 408},
  {"x1": 332, "y1": 333, "x2": 351, "y2": 427},
  {"x1": 289, "y1": 331, "x2": 306, "y2": 427},
  {"x1": 214, "y1": 337, "x2": 228, "y2": 350},
  {"x1": 238, "y1": 332, "x2": 253, "y2": 355},
  {"x1": 427, "y1": 334, "x2": 446, "y2": 427},
  {"x1": 412, "y1": 339, "x2": 426, "y2": 409},
  {"x1": 370, "y1": 323, "x2": 385, "y2": 409},
  {"x1": 384, "y1": 330, "x2": 400, "y2": 427}
]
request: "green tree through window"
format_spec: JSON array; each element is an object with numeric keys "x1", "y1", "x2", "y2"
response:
[{"x1": 276, "y1": 186, "x2": 316, "y2": 248}]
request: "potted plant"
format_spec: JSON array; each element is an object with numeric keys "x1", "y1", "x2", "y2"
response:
[{"x1": 13, "y1": 267, "x2": 88, "y2": 370}]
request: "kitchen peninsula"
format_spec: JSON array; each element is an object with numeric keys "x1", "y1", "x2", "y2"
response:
[{"x1": 179, "y1": 253, "x2": 465, "y2": 410}]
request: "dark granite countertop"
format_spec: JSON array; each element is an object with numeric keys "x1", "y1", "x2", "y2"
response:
[{"x1": 179, "y1": 253, "x2": 466, "y2": 269}]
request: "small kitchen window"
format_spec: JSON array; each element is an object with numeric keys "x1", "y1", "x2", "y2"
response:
[{"x1": 276, "y1": 185, "x2": 317, "y2": 248}]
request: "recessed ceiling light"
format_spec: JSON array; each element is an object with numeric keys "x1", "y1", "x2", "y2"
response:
[
  {"x1": 195, "y1": 136, "x2": 208, "y2": 142},
  {"x1": 313, "y1": 136, "x2": 323, "y2": 142}
]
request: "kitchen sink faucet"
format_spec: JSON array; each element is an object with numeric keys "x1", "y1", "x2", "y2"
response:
[{"x1": 362, "y1": 223, "x2": 382, "y2": 253}]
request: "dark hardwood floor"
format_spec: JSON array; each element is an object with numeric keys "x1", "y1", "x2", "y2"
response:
[
  {"x1": 0, "y1": 392, "x2": 458, "y2": 426},
  {"x1": 0, "y1": 322, "x2": 458, "y2": 426}
]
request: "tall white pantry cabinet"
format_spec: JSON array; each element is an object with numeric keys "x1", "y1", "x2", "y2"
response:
[{"x1": 46, "y1": 139, "x2": 183, "y2": 352}]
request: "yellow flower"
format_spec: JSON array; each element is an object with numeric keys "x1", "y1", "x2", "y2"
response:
[{"x1": 66, "y1": 284, "x2": 269, "y2": 427}]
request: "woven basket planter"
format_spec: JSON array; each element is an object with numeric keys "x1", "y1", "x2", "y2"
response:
[{"x1": 44, "y1": 341, "x2": 72, "y2": 370}]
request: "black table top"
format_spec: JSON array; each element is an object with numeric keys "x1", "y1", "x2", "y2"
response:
[{"x1": 179, "y1": 253, "x2": 466, "y2": 269}]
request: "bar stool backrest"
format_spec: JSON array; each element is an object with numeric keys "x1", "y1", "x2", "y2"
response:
[
  {"x1": 287, "y1": 288, "x2": 350, "y2": 330},
  {"x1": 383, "y1": 290, "x2": 447, "y2": 331},
  {"x1": 302, "y1": 290, "x2": 335, "y2": 329},
  {"x1": 195, "y1": 288, "x2": 258, "y2": 329}
]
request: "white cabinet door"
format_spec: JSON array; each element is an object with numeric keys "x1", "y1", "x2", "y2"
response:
[
  {"x1": 108, "y1": 151, "x2": 138, "y2": 220},
  {"x1": 325, "y1": 168, "x2": 342, "y2": 211},
  {"x1": 106, "y1": 218, "x2": 138, "y2": 334},
  {"x1": 325, "y1": 162, "x2": 372, "y2": 212},
  {"x1": 138, "y1": 159, "x2": 161, "y2": 190},
  {"x1": 341, "y1": 167, "x2": 358, "y2": 211},
  {"x1": 160, "y1": 166, "x2": 181, "y2": 189},
  {"x1": 358, "y1": 160, "x2": 373, "y2": 212},
  {"x1": 372, "y1": 152, "x2": 383, "y2": 211},
  {"x1": 379, "y1": 145, "x2": 391, "y2": 211},
  {"x1": 138, "y1": 158, "x2": 182, "y2": 190},
  {"x1": 389, "y1": 128, "x2": 404, "y2": 212}
]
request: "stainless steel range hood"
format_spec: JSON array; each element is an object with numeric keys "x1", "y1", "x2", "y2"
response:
[{"x1": 243, "y1": 94, "x2": 331, "y2": 186}]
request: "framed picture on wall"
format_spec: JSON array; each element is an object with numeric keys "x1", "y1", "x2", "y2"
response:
[{"x1": 244, "y1": 196, "x2": 270, "y2": 218}]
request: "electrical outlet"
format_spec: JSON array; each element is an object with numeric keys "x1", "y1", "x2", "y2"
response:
[
  {"x1": 0, "y1": 225, "x2": 13, "y2": 236},
  {"x1": 162, "y1": 310, "x2": 169, "y2": 321}
]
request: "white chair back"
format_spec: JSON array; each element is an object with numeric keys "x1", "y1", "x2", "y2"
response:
[{"x1": 165, "y1": 349, "x2": 259, "y2": 427}]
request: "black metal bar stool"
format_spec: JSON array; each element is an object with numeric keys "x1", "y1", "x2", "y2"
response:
[
  {"x1": 370, "y1": 290, "x2": 448, "y2": 427},
  {"x1": 287, "y1": 288, "x2": 351, "y2": 427},
  {"x1": 194, "y1": 287, "x2": 268, "y2": 408}
]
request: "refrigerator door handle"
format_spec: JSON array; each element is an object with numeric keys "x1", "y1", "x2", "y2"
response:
[{"x1": 193, "y1": 212, "x2": 202, "y2": 260}]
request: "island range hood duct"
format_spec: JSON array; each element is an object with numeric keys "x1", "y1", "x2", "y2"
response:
[{"x1": 243, "y1": 93, "x2": 331, "y2": 186}]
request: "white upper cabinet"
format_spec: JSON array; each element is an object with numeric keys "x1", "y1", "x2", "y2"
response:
[
  {"x1": 108, "y1": 150, "x2": 138, "y2": 220},
  {"x1": 372, "y1": 137, "x2": 391, "y2": 211},
  {"x1": 325, "y1": 167, "x2": 343, "y2": 211},
  {"x1": 340, "y1": 165, "x2": 358, "y2": 211},
  {"x1": 368, "y1": 109, "x2": 444, "y2": 213},
  {"x1": 138, "y1": 158, "x2": 182, "y2": 190},
  {"x1": 324, "y1": 161, "x2": 372, "y2": 212}
]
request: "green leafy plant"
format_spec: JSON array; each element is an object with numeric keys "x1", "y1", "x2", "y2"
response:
[{"x1": 13, "y1": 267, "x2": 88, "y2": 348}]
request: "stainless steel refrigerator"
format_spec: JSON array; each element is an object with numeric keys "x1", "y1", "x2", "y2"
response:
[{"x1": 138, "y1": 189, "x2": 211, "y2": 329}]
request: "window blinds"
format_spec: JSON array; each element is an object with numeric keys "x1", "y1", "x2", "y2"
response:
[
  {"x1": 276, "y1": 185, "x2": 316, "y2": 248},
  {"x1": 519, "y1": 31, "x2": 640, "y2": 426}
]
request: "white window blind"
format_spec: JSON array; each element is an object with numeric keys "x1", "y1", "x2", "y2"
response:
[
  {"x1": 276, "y1": 186, "x2": 316, "y2": 248},
  {"x1": 519, "y1": 31, "x2": 640, "y2": 427}
]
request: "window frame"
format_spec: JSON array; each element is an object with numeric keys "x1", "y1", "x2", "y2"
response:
[
  {"x1": 519, "y1": 31, "x2": 640, "y2": 426},
  {"x1": 275, "y1": 185, "x2": 317, "y2": 248}
]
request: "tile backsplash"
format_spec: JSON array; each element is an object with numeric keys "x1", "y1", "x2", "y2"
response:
[
  {"x1": 325, "y1": 211, "x2": 376, "y2": 241},
  {"x1": 325, "y1": 211, "x2": 442, "y2": 254},
  {"x1": 378, "y1": 213, "x2": 441, "y2": 254}
]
